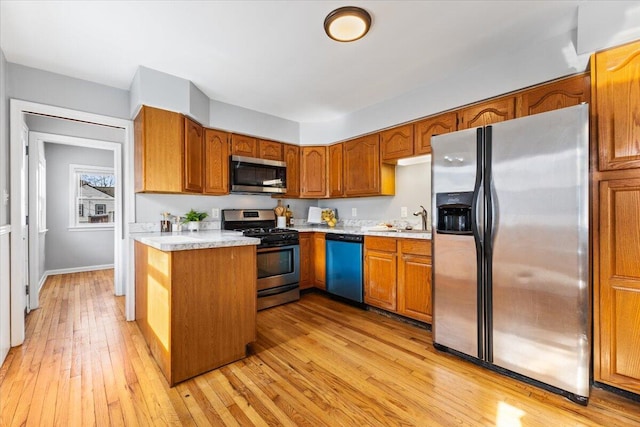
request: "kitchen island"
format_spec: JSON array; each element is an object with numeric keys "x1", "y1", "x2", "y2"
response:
[{"x1": 132, "y1": 231, "x2": 259, "y2": 386}]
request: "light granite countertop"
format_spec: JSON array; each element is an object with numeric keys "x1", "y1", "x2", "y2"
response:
[
  {"x1": 291, "y1": 225, "x2": 431, "y2": 240},
  {"x1": 131, "y1": 230, "x2": 260, "y2": 252}
]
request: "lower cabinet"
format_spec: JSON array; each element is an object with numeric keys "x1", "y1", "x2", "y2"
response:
[
  {"x1": 595, "y1": 177, "x2": 640, "y2": 394},
  {"x1": 299, "y1": 233, "x2": 313, "y2": 289},
  {"x1": 364, "y1": 236, "x2": 432, "y2": 323},
  {"x1": 397, "y1": 239, "x2": 432, "y2": 323},
  {"x1": 313, "y1": 233, "x2": 326, "y2": 290}
]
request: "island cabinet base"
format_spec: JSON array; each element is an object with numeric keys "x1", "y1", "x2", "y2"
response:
[{"x1": 135, "y1": 241, "x2": 257, "y2": 386}]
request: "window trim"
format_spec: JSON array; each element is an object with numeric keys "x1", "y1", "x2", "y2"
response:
[{"x1": 68, "y1": 164, "x2": 115, "y2": 231}]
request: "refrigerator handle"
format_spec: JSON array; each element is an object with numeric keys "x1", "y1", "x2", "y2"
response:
[
  {"x1": 473, "y1": 127, "x2": 485, "y2": 360},
  {"x1": 484, "y1": 125, "x2": 493, "y2": 363}
]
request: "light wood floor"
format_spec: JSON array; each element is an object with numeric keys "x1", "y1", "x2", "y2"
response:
[{"x1": 1, "y1": 270, "x2": 639, "y2": 426}]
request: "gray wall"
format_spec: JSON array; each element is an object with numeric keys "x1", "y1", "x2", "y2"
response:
[
  {"x1": 44, "y1": 143, "x2": 114, "y2": 271},
  {"x1": 7, "y1": 63, "x2": 130, "y2": 119},
  {"x1": 25, "y1": 114, "x2": 125, "y2": 143},
  {"x1": 0, "y1": 50, "x2": 8, "y2": 225}
]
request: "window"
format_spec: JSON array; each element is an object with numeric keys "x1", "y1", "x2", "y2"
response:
[{"x1": 69, "y1": 164, "x2": 115, "y2": 229}]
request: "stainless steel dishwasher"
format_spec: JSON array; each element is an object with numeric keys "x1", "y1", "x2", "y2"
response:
[{"x1": 325, "y1": 233, "x2": 364, "y2": 303}]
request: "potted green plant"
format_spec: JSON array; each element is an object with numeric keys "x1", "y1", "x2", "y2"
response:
[{"x1": 182, "y1": 209, "x2": 208, "y2": 231}]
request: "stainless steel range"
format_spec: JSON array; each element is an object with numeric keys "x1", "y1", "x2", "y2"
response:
[{"x1": 222, "y1": 209, "x2": 300, "y2": 310}]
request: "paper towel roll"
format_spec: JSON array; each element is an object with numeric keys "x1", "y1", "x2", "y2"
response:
[{"x1": 277, "y1": 216, "x2": 286, "y2": 228}]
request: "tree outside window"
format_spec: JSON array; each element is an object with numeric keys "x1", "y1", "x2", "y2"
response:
[{"x1": 69, "y1": 164, "x2": 115, "y2": 229}]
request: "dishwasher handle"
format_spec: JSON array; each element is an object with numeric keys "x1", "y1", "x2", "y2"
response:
[{"x1": 325, "y1": 233, "x2": 364, "y2": 243}]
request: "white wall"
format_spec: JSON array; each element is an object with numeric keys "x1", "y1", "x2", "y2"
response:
[
  {"x1": 0, "y1": 49, "x2": 10, "y2": 366},
  {"x1": 44, "y1": 143, "x2": 114, "y2": 271}
]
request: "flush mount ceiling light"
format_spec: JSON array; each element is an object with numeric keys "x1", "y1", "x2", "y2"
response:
[{"x1": 324, "y1": 6, "x2": 372, "y2": 42}]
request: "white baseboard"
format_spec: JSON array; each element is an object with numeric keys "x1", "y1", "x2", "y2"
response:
[{"x1": 40, "y1": 264, "x2": 115, "y2": 293}]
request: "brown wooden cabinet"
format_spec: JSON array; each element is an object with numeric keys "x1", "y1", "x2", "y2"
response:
[
  {"x1": 203, "y1": 129, "x2": 229, "y2": 195},
  {"x1": 301, "y1": 146, "x2": 328, "y2": 198},
  {"x1": 312, "y1": 233, "x2": 326, "y2": 290},
  {"x1": 517, "y1": 74, "x2": 590, "y2": 118},
  {"x1": 592, "y1": 39, "x2": 640, "y2": 171},
  {"x1": 135, "y1": 242, "x2": 256, "y2": 386},
  {"x1": 364, "y1": 236, "x2": 397, "y2": 311},
  {"x1": 343, "y1": 134, "x2": 395, "y2": 197},
  {"x1": 299, "y1": 232, "x2": 312, "y2": 289},
  {"x1": 380, "y1": 124, "x2": 414, "y2": 162},
  {"x1": 231, "y1": 134, "x2": 258, "y2": 158},
  {"x1": 397, "y1": 239, "x2": 432, "y2": 323},
  {"x1": 258, "y1": 139, "x2": 283, "y2": 161},
  {"x1": 595, "y1": 178, "x2": 640, "y2": 394},
  {"x1": 184, "y1": 117, "x2": 204, "y2": 193},
  {"x1": 134, "y1": 106, "x2": 185, "y2": 193},
  {"x1": 328, "y1": 143, "x2": 344, "y2": 198},
  {"x1": 459, "y1": 96, "x2": 516, "y2": 129},
  {"x1": 414, "y1": 112, "x2": 458, "y2": 155},
  {"x1": 283, "y1": 143, "x2": 300, "y2": 197}
]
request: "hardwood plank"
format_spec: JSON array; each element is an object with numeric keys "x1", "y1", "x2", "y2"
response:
[{"x1": 2, "y1": 271, "x2": 640, "y2": 426}]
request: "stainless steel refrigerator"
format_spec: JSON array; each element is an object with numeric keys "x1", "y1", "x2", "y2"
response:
[{"x1": 431, "y1": 104, "x2": 590, "y2": 404}]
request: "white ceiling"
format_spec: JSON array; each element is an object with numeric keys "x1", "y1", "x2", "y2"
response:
[{"x1": 1, "y1": 1, "x2": 584, "y2": 123}]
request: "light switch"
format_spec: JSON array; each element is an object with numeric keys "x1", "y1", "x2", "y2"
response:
[
  {"x1": 352, "y1": 208, "x2": 357, "y2": 217},
  {"x1": 211, "y1": 208, "x2": 220, "y2": 219},
  {"x1": 401, "y1": 207, "x2": 408, "y2": 218}
]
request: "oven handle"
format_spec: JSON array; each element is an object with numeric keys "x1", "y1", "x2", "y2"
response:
[{"x1": 256, "y1": 244, "x2": 299, "y2": 253}]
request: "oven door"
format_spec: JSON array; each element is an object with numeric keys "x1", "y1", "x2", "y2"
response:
[{"x1": 256, "y1": 244, "x2": 300, "y2": 291}]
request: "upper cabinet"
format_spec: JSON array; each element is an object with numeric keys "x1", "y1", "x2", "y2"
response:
[
  {"x1": 231, "y1": 134, "x2": 258, "y2": 158},
  {"x1": 184, "y1": 118, "x2": 204, "y2": 193},
  {"x1": 343, "y1": 134, "x2": 395, "y2": 197},
  {"x1": 592, "y1": 39, "x2": 640, "y2": 171},
  {"x1": 516, "y1": 74, "x2": 590, "y2": 118},
  {"x1": 328, "y1": 143, "x2": 344, "y2": 198},
  {"x1": 203, "y1": 129, "x2": 229, "y2": 195},
  {"x1": 135, "y1": 106, "x2": 185, "y2": 193},
  {"x1": 300, "y1": 146, "x2": 327, "y2": 198},
  {"x1": 258, "y1": 139, "x2": 283, "y2": 161},
  {"x1": 459, "y1": 96, "x2": 516, "y2": 129},
  {"x1": 414, "y1": 112, "x2": 458, "y2": 155},
  {"x1": 380, "y1": 124, "x2": 414, "y2": 162},
  {"x1": 282, "y1": 143, "x2": 300, "y2": 198}
]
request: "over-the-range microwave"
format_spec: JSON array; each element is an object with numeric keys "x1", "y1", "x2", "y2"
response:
[{"x1": 229, "y1": 155, "x2": 287, "y2": 194}]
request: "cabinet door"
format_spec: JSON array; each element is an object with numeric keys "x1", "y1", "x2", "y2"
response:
[
  {"x1": 397, "y1": 239, "x2": 432, "y2": 323},
  {"x1": 459, "y1": 96, "x2": 515, "y2": 129},
  {"x1": 313, "y1": 233, "x2": 326, "y2": 290},
  {"x1": 343, "y1": 134, "x2": 381, "y2": 196},
  {"x1": 593, "y1": 40, "x2": 640, "y2": 171},
  {"x1": 301, "y1": 146, "x2": 327, "y2": 198},
  {"x1": 134, "y1": 106, "x2": 184, "y2": 193},
  {"x1": 299, "y1": 233, "x2": 312, "y2": 289},
  {"x1": 596, "y1": 178, "x2": 640, "y2": 394},
  {"x1": 517, "y1": 74, "x2": 590, "y2": 118},
  {"x1": 258, "y1": 139, "x2": 283, "y2": 161},
  {"x1": 283, "y1": 144, "x2": 300, "y2": 197},
  {"x1": 380, "y1": 124, "x2": 414, "y2": 161},
  {"x1": 203, "y1": 129, "x2": 229, "y2": 195},
  {"x1": 231, "y1": 134, "x2": 258, "y2": 157},
  {"x1": 184, "y1": 117, "x2": 204, "y2": 193},
  {"x1": 364, "y1": 237, "x2": 397, "y2": 311},
  {"x1": 328, "y1": 143, "x2": 344, "y2": 198},
  {"x1": 414, "y1": 112, "x2": 458, "y2": 155}
]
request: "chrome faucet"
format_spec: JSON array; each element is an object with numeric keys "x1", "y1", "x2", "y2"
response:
[{"x1": 413, "y1": 205, "x2": 429, "y2": 231}]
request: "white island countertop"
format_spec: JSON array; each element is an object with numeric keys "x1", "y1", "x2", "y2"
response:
[{"x1": 130, "y1": 230, "x2": 260, "y2": 252}]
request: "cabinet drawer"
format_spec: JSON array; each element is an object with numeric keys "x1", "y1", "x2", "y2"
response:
[
  {"x1": 365, "y1": 236, "x2": 397, "y2": 252},
  {"x1": 399, "y1": 239, "x2": 431, "y2": 256}
]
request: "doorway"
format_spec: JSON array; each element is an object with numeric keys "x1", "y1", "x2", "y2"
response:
[{"x1": 9, "y1": 100, "x2": 135, "y2": 348}]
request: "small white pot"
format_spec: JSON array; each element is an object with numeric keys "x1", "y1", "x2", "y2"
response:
[{"x1": 186, "y1": 221, "x2": 200, "y2": 232}]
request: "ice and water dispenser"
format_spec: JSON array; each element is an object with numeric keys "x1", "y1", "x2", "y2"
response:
[{"x1": 436, "y1": 192, "x2": 473, "y2": 234}]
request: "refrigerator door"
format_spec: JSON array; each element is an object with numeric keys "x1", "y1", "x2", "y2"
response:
[
  {"x1": 489, "y1": 104, "x2": 590, "y2": 398},
  {"x1": 432, "y1": 128, "x2": 482, "y2": 358}
]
